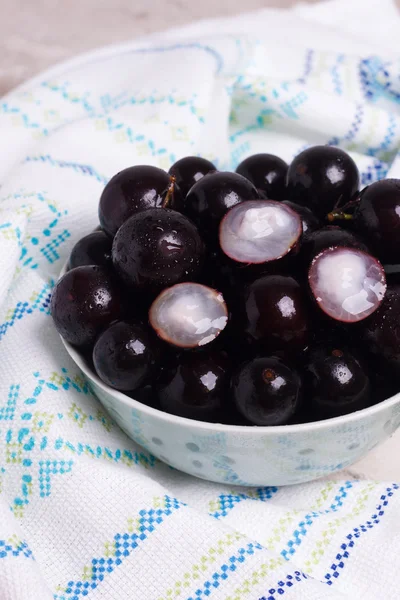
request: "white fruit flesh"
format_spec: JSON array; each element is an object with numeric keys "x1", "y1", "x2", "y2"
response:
[
  {"x1": 309, "y1": 247, "x2": 386, "y2": 323},
  {"x1": 219, "y1": 200, "x2": 302, "y2": 264},
  {"x1": 149, "y1": 283, "x2": 228, "y2": 348}
]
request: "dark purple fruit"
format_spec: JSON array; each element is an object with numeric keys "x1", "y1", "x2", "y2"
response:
[
  {"x1": 286, "y1": 145, "x2": 359, "y2": 219},
  {"x1": 219, "y1": 200, "x2": 302, "y2": 265},
  {"x1": 298, "y1": 226, "x2": 369, "y2": 269},
  {"x1": 99, "y1": 165, "x2": 183, "y2": 237},
  {"x1": 149, "y1": 283, "x2": 228, "y2": 349},
  {"x1": 304, "y1": 344, "x2": 370, "y2": 418},
  {"x1": 281, "y1": 201, "x2": 320, "y2": 235},
  {"x1": 361, "y1": 284, "x2": 400, "y2": 370},
  {"x1": 51, "y1": 266, "x2": 121, "y2": 347},
  {"x1": 112, "y1": 208, "x2": 204, "y2": 292},
  {"x1": 93, "y1": 320, "x2": 159, "y2": 391},
  {"x1": 243, "y1": 275, "x2": 310, "y2": 354},
  {"x1": 352, "y1": 179, "x2": 400, "y2": 263},
  {"x1": 308, "y1": 246, "x2": 386, "y2": 323},
  {"x1": 184, "y1": 171, "x2": 259, "y2": 241},
  {"x1": 235, "y1": 153, "x2": 288, "y2": 200},
  {"x1": 127, "y1": 385, "x2": 160, "y2": 409},
  {"x1": 157, "y1": 352, "x2": 230, "y2": 422},
  {"x1": 384, "y1": 263, "x2": 400, "y2": 285},
  {"x1": 231, "y1": 356, "x2": 302, "y2": 426},
  {"x1": 368, "y1": 361, "x2": 399, "y2": 405},
  {"x1": 169, "y1": 156, "x2": 216, "y2": 197},
  {"x1": 69, "y1": 231, "x2": 112, "y2": 270}
]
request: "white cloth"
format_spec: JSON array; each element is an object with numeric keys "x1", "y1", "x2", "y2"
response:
[{"x1": 1, "y1": 0, "x2": 400, "y2": 598}]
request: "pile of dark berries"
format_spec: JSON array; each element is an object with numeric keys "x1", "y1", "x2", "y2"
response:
[{"x1": 51, "y1": 149, "x2": 400, "y2": 426}]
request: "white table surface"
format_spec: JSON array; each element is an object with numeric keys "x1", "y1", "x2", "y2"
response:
[{"x1": 2, "y1": 0, "x2": 400, "y2": 482}]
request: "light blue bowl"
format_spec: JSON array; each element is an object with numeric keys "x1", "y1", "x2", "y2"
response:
[{"x1": 61, "y1": 335, "x2": 400, "y2": 487}]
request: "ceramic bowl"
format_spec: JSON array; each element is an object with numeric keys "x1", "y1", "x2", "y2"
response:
[{"x1": 61, "y1": 336, "x2": 400, "y2": 487}]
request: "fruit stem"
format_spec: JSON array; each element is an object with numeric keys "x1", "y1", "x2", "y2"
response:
[
  {"x1": 331, "y1": 190, "x2": 363, "y2": 214},
  {"x1": 327, "y1": 211, "x2": 354, "y2": 223},
  {"x1": 332, "y1": 348, "x2": 344, "y2": 358},
  {"x1": 162, "y1": 175, "x2": 177, "y2": 209},
  {"x1": 332, "y1": 194, "x2": 344, "y2": 211},
  {"x1": 263, "y1": 368, "x2": 276, "y2": 382}
]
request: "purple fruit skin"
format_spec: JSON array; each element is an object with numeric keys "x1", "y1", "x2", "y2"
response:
[
  {"x1": 231, "y1": 356, "x2": 302, "y2": 426},
  {"x1": 93, "y1": 320, "x2": 159, "y2": 391},
  {"x1": 51, "y1": 265, "x2": 121, "y2": 347},
  {"x1": 244, "y1": 274, "x2": 310, "y2": 354},
  {"x1": 99, "y1": 165, "x2": 183, "y2": 237},
  {"x1": 286, "y1": 145, "x2": 359, "y2": 219},
  {"x1": 236, "y1": 153, "x2": 288, "y2": 200},
  {"x1": 112, "y1": 208, "x2": 204, "y2": 292},
  {"x1": 169, "y1": 156, "x2": 217, "y2": 197},
  {"x1": 69, "y1": 231, "x2": 112, "y2": 270},
  {"x1": 157, "y1": 353, "x2": 230, "y2": 422},
  {"x1": 361, "y1": 284, "x2": 400, "y2": 370},
  {"x1": 354, "y1": 179, "x2": 400, "y2": 263},
  {"x1": 304, "y1": 344, "x2": 370, "y2": 418}
]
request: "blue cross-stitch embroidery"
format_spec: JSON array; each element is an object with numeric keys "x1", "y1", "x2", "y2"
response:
[
  {"x1": 186, "y1": 542, "x2": 264, "y2": 600},
  {"x1": 53, "y1": 496, "x2": 181, "y2": 599},
  {"x1": 0, "y1": 385, "x2": 20, "y2": 421},
  {"x1": 258, "y1": 572, "x2": 308, "y2": 600},
  {"x1": 24, "y1": 155, "x2": 108, "y2": 185},
  {"x1": 280, "y1": 482, "x2": 353, "y2": 560},
  {"x1": 0, "y1": 282, "x2": 52, "y2": 341},
  {"x1": 323, "y1": 484, "x2": 399, "y2": 585},
  {"x1": 38, "y1": 460, "x2": 74, "y2": 497},
  {"x1": 0, "y1": 538, "x2": 35, "y2": 560},
  {"x1": 210, "y1": 488, "x2": 278, "y2": 519}
]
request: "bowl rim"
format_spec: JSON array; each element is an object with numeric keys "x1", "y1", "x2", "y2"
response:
[{"x1": 62, "y1": 334, "x2": 400, "y2": 436}]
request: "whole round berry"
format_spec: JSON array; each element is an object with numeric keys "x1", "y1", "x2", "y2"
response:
[
  {"x1": 308, "y1": 246, "x2": 386, "y2": 323},
  {"x1": 352, "y1": 179, "x2": 400, "y2": 263},
  {"x1": 236, "y1": 153, "x2": 288, "y2": 200},
  {"x1": 99, "y1": 165, "x2": 183, "y2": 237},
  {"x1": 169, "y1": 156, "x2": 216, "y2": 197},
  {"x1": 231, "y1": 356, "x2": 302, "y2": 426},
  {"x1": 384, "y1": 263, "x2": 400, "y2": 285},
  {"x1": 184, "y1": 171, "x2": 259, "y2": 241},
  {"x1": 286, "y1": 145, "x2": 359, "y2": 219},
  {"x1": 112, "y1": 208, "x2": 204, "y2": 292},
  {"x1": 69, "y1": 231, "x2": 112, "y2": 270},
  {"x1": 243, "y1": 274, "x2": 310, "y2": 354},
  {"x1": 361, "y1": 284, "x2": 400, "y2": 370},
  {"x1": 51, "y1": 266, "x2": 121, "y2": 347},
  {"x1": 93, "y1": 320, "x2": 160, "y2": 391},
  {"x1": 157, "y1": 352, "x2": 230, "y2": 422},
  {"x1": 305, "y1": 344, "x2": 370, "y2": 419}
]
